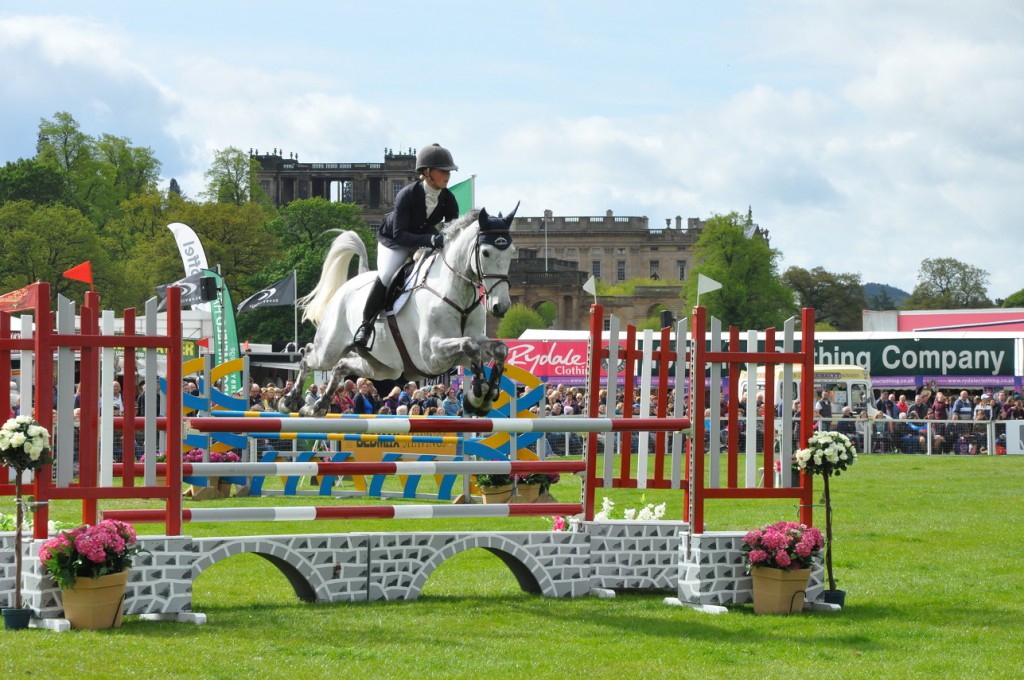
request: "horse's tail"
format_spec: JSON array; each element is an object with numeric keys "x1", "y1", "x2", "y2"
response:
[{"x1": 298, "y1": 230, "x2": 370, "y2": 324}]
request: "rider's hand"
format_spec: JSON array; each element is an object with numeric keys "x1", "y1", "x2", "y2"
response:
[{"x1": 431, "y1": 233, "x2": 444, "y2": 249}]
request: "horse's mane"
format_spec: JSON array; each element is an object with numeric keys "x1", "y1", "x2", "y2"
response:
[{"x1": 440, "y1": 209, "x2": 480, "y2": 240}]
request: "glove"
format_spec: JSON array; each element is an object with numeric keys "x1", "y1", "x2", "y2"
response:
[{"x1": 430, "y1": 233, "x2": 444, "y2": 249}]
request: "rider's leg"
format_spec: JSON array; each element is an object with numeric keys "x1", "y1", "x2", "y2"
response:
[
  {"x1": 353, "y1": 243, "x2": 410, "y2": 348},
  {"x1": 353, "y1": 277, "x2": 387, "y2": 348}
]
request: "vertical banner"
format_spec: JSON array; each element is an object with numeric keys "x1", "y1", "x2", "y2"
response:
[
  {"x1": 168, "y1": 222, "x2": 211, "y2": 311},
  {"x1": 203, "y1": 269, "x2": 242, "y2": 395}
]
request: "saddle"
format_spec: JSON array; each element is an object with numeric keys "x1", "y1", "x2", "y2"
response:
[{"x1": 383, "y1": 251, "x2": 436, "y2": 315}]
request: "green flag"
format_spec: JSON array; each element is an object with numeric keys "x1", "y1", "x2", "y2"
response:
[{"x1": 450, "y1": 176, "x2": 475, "y2": 216}]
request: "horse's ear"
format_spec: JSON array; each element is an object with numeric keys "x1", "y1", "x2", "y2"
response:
[
  {"x1": 503, "y1": 201, "x2": 520, "y2": 227},
  {"x1": 478, "y1": 207, "x2": 490, "y2": 227}
]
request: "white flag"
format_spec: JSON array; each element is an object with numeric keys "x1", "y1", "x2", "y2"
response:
[
  {"x1": 582, "y1": 275, "x2": 597, "y2": 296},
  {"x1": 697, "y1": 274, "x2": 723, "y2": 295}
]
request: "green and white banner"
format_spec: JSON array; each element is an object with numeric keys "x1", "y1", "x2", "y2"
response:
[{"x1": 204, "y1": 268, "x2": 242, "y2": 395}]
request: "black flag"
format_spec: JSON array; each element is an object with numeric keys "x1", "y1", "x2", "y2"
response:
[
  {"x1": 236, "y1": 272, "x2": 297, "y2": 314},
  {"x1": 155, "y1": 272, "x2": 216, "y2": 311}
]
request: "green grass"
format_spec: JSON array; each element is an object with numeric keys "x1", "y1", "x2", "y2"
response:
[{"x1": 3, "y1": 455, "x2": 1023, "y2": 678}]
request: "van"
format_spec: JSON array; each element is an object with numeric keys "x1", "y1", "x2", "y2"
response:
[{"x1": 739, "y1": 364, "x2": 873, "y2": 415}]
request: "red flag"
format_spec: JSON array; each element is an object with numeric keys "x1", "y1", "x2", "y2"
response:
[
  {"x1": 63, "y1": 261, "x2": 94, "y2": 291},
  {"x1": 196, "y1": 338, "x2": 210, "y2": 350},
  {"x1": 0, "y1": 284, "x2": 38, "y2": 313}
]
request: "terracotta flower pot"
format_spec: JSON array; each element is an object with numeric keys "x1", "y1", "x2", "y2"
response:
[
  {"x1": 479, "y1": 484, "x2": 514, "y2": 504},
  {"x1": 750, "y1": 566, "x2": 810, "y2": 615},
  {"x1": 512, "y1": 483, "x2": 541, "y2": 503},
  {"x1": 61, "y1": 569, "x2": 129, "y2": 630}
]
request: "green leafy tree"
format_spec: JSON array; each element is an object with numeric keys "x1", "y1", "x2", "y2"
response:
[
  {"x1": 203, "y1": 147, "x2": 265, "y2": 206},
  {"x1": 903, "y1": 257, "x2": 992, "y2": 309},
  {"x1": 684, "y1": 211, "x2": 795, "y2": 329},
  {"x1": 1002, "y1": 289, "x2": 1024, "y2": 308},
  {"x1": 0, "y1": 201, "x2": 109, "y2": 302},
  {"x1": 535, "y1": 300, "x2": 557, "y2": 327},
  {"x1": 0, "y1": 157, "x2": 67, "y2": 205},
  {"x1": 496, "y1": 304, "x2": 546, "y2": 339},
  {"x1": 781, "y1": 266, "x2": 865, "y2": 331},
  {"x1": 34, "y1": 111, "x2": 161, "y2": 225}
]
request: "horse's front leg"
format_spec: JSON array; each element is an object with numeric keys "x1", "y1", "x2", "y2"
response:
[
  {"x1": 278, "y1": 344, "x2": 314, "y2": 413},
  {"x1": 429, "y1": 337, "x2": 508, "y2": 416}
]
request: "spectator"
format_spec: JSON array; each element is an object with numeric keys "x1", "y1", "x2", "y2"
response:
[
  {"x1": 442, "y1": 387, "x2": 460, "y2": 416},
  {"x1": 814, "y1": 390, "x2": 832, "y2": 431}
]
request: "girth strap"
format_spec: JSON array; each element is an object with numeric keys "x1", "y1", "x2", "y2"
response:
[{"x1": 386, "y1": 313, "x2": 428, "y2": 380}]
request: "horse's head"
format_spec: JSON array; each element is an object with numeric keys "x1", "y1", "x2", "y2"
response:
[{"x1": 476, "y1": 203, "x2": 518, "y2": 318}]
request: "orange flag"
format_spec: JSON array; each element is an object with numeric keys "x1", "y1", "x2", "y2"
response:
[{"x1": 63, "y1": 261, "x2": 94, "y2": 291}]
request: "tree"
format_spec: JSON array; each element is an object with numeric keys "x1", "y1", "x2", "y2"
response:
[
  {"x1": 203, "y1": 147, "x2": 264, "y2": 206},
  {"x1": 0, "y1": 157, "x2": 67, "y2": 205},
  {"x1": 903, "y1": 257, "x2": 992, "y2": 309},
  {"x1": 496, "y1": 304, "x2": 546, "y2": 339},
  {"x1": 35, "y1": 111, "x2": 98, "y2": 209},
  {"x1": 535, "y1": 301, "x2": 557, "y2": 327},
  {"x1": 0, "y1": 201, "x2": 110, "y2": 302},
  {"x1": 34, "y1": 112, "x2": 162, "y2": 225},
  {"x1": 1002, "y1": 289, "x2": 1024, "y2": 308},
  {"x1": 782, "y1": 266, "x2": 865, "y2": 331},
  {"x1": 684, "y1": 211, "x2": 795, "y2": 329}
]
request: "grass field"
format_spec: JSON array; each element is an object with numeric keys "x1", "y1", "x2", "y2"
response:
[{"x1": 3, "y1": 454, "x2": 1023, "y2": 679}]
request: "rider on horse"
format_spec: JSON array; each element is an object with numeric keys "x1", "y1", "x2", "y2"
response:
[{"x1": 353, "y1": 143, "x2": 460, "y2": 349}]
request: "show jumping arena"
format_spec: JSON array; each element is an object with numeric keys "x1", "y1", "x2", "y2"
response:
[{"x1": 1, "y1": 283, "x2": 832, "y2": 631}]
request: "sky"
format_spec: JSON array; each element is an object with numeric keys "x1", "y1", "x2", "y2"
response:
[{"x1": 2, "y1": 1, "x2": 1022, "y2": 299}]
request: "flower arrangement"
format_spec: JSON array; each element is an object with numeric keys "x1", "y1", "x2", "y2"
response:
[
  {"x1": 182, "y1": 448, "x2": 241, "y2": 463},
  {"x1": 0, "y1": 416, "x2": 52, "y2": 471},
  {"x1": 795, "y1": 430, "x2": 857, "y2": 476},
  {"x1": 515, "y1": 472, "x2": 560, "y2": 492},
  {"x1": 796, "y1": 430, "x2": 857, "y2": 596},
  {"x1": 139, "y1": 451, "x2": 167, "y2": 463},
  {"x1": 474, "y1": 473, "x2": 512, "y2": 488},
  {"x1": 0, "y1": 416, "x2": 52, "y2": 613},
  {"x1": 593, "y1": 496, "x2": 667, "y2": 521},
  {"x1": 741, "y1": 521, "x2": 823, "y2": 572},
  {"x1": 38, "y1": 519, "x2": 145, "y2": 590}
]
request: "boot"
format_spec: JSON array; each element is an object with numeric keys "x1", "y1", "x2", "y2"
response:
[{"x1": 353, "y1": 278, "x2": 387, "y2": 348}]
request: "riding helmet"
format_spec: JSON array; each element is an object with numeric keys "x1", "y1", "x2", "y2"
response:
[{"x1": 415, "y1": 143, "x2": 458, "y2": 173}]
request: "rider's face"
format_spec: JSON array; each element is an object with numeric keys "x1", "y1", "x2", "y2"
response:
[{"x1": 425, "y1": 168, "x2": 450, "y2": 190}]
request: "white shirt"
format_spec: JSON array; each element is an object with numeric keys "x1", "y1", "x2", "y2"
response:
[{"x1": 423, "y1": 180, "x2": 441, "y2": 217}]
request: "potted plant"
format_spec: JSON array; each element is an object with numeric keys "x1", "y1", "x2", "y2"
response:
[
  {"x1": 741, "y1": 521, "x2": 824, "y2": 614},
  {"x1": 0, "y1": 416, "x2": 52, "y2": 630},
  {"x1": 473, "y1": 473, "x2": 514, "y2": 504},
  {"x1": 38, "y1": 519, "x2": 144, "y2": 630},
  {"x1": 512, "y1": 472, "x2": 561, "y2": 503},
  {"x1": 183, "y1": 448, "x2": 240, "y2": 500},
  {"x1": 795, "y1": 430, "x2": 858, "y2": 606}
]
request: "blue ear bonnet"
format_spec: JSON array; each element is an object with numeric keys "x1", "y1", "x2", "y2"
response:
[{"x1": 478, "y1": 202, "x2": 518, "y2": 250}]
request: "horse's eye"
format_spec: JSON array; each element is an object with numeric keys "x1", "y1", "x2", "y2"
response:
[{"x1": 482, "y1": 250, "x2": 490, "y2": 258}]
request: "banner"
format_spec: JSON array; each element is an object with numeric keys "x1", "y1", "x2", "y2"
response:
[
  {"x1": 203, "y1": 269, "x2": 242, "y2": 395},
  {"x1": 450, "y1": 176, "x2": 474, "y2": 216},
  {"x1": 168, "y1": 222, "x2": 211, "y2": 311},
  {"x1": 0, "y1": 284, "x2": 38, "y2": 313},
  {"x1": 236, "y1": 272, "x2": 297, "y2": 314}
]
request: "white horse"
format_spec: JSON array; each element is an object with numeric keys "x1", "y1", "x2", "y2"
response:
[{"x1": 279, "y1": 206, "x2": 518, "y2": 417}]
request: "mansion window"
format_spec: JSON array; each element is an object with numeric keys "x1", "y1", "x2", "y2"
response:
[{"x1": 616, "y1": 260, "x2": 626, "y2": 281}]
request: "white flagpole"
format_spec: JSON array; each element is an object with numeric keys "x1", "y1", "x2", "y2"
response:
[{"x1": 293, "y1": 269, "x2": 298, "y2": 349}]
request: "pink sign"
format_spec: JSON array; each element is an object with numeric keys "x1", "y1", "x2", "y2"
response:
[{"x1": 504, "y1": 340, "x2": 595, "y2": 385}]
